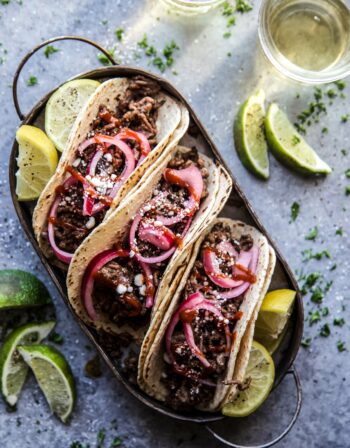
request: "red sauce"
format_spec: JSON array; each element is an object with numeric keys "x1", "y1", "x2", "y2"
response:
[
  {"x1": 179, "y1": 308, "x2": 198, "y2": 323},
  {"x1": 234, "y1": 263, "x2": 256, "y2": 283},
  {"x1": 123, "y1": 294, "x2": 143, "y2": 317},
  {"x1": 164, "y1": 168, "x2": 200, "y2": 202},
  {"x1": 233, "y1": 311, "x2": 243, "y2": 320}
]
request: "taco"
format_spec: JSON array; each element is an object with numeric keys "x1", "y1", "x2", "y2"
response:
[
  {"x1": 66, "y1": 145, "x2": 232, "y2": 349},
  {"x1": 33, "y1": 75, "x2": 187, "y2": 268},
  {"x1": 139, "y1": 218, "x2": 276, "y2": 412}
]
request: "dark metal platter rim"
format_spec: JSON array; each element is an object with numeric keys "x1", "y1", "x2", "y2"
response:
[{"x1": 9, "y1": 64, "x2": 304, "y2": 424}]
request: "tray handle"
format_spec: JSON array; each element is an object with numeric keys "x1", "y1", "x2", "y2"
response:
[
  {"x1": 205, "y1": 367, "x2": 302, "y2": 448},
  {"x1": 12, "y1": 35, "x2": 117, "y2": 120}
]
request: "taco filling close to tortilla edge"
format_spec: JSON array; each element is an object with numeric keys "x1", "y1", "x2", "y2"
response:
[
  {"x1": 43, "y1": 76, "x2": 170, "y2": 265},
  {"x1": 147, "y1": 222, "x2": 260, "y2": 411},
  {"x1": 81, "y1": 147, "x2": 209, "y2": 329}
]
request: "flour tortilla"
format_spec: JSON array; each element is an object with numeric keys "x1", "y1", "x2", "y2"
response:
[
  {"x1": 33, "y1": 77, "x2": 186, "y2": 267},
  {"x1": 139, "y1": 218, "x2": 275, "y2": 411},
  {"x1": 66, "y1": 147, "x2": 232, "y2": 342}
]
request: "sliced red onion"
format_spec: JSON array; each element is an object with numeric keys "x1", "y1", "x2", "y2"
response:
[
  {"x1": 47, "y1": 176, "x2": 77, "y2": 264},
  {"x1": 139, "y1": 261, "x2": 155, "y2": 308},
  {"x1": 218, "y1": 246, "x2": 259, "y2": 301},
  {"x1": 183, "y1": 322, "x2": 211, "y2": 369},
  {"x1": 203, "y1": 248, "x2": 243, "y2": 289},
  {"x1": 78, "y1": 137, "x2": 96, "y2": 154},
  {"x1": 138, "y1": 221, "x2": 176, "y2": 251},
  {"x1": 81, "y1": 249, "x2": 130, "y2": 320},
  {"x1": 116, "y1": 129, "x2": 151, "y2": 163},
  {"x1": 164, "y1": 164, "x2": 203, "y2": 203},
  {"x1": 156, "y1": 195, "x2": 197, "y2": 226}
]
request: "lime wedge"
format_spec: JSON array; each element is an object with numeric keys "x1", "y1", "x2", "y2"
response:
[
  {"x1": 255, "y1": 324, "x2": 288, "y2": 355},
  {"x1": 234, "y1": 90, "x2": 269, "y2": 180},
  {"x1": 0, "y1": 321, "x2": 55, "y2": 406},
  {"x1": 45, "y1": 79, "x2": 100, "y2": 153},
  {"x1": 18, "y1": 345, "x2": 75, "y2": 423},
  {"x1": 265, "y1": 103, "x2": 332, "y2": 175},
  {"x1": 255, "y1": 289, "x2": 296, "y2": 340},
  {"x1": 15, "y1": 125, "x2": 58, "y2": 201},
  {"x1": 0, "y1": 270, "x2": 52, "y2": 310},
  {"x1": 222, "y1": 341, "x2": 275, "y2": 417}
]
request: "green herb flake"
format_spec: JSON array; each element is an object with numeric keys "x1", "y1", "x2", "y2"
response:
[
  {"x1": 341, "y1": 114, "x2": 349, "y2": 123},
  {"x1": 301, "y1": 337, "x2": 312, "y2": 348},
  {"x1": 305, "y1": 226, "x2": 318, "y2": 241},
  {"x1": 138, "y1": 34, "x2": 148, "y2": 49},
  {"x1": 309, "y1": 310, "x2": 321, "y2": 324},
  {"x1": 227, "y1": 16, "x2": 236, "y2": 27},
  {"x1": 334, "y1": 80, "x2": 346, "y2": 91},
  {"x1": 97, "y1": 49, "x2": 115, "y2": 66},
  {"x1": 311, "y1": 286, "x2": 324, "y2": 304},
  {"x1": 345, "y1": 186, "x2": 350, "y2": 196},
  {"x1": 335, "y1": 227, "x2": 343, "y2": 235},
  {"x1": 222, "y1": 1, "x2": 234, "y2": 15},
  {"x1": 110, "y1": 437, "x2": 123, "y2": 447},
  {"x1": 236, "y1": 0, "x2": 252, "y2": 13},
  {"x1": 292, "y1": 135, "x2": 301, "y2": 145},
  {"x1": 145, "y1": 46, "x2": 157, "y2": 57},
  {"x1": 97, "y1": 429, "x2": 106, "y2": 448},
  {"x1": 153, "y1": 57, "x2": 166, "y2": 72},
  {"x1": 330, "y1": 263, "x2": 337, "y2": 271},
  {"x1": 223, "y1": 32, "x2": 231, "y2": 38},
  {"x1": 341, "y1": 149, "x2": 348, "y2": 156},
  {"x1": 334, "y1": 318, "x2": 345, "y2": 327},
  {"x1": 290, "y1": 201, "x2": 300, "y2": 222},
  {"x1": 163, "y1": 40, "x2": 179, "y2": 67},
  {"x1": 27, "y1": 76, "x2": 38, "y2": 86},
  {"x1": 320, "y1": 323, "x2": 330, "y2": 337},
  {"x1": 44, "y1": 45, "x2": 59, "y2": 58},
  {"x1": 322, "y1": 127, "x2": 328, "y2": 134},
  {"x1": 337, "y1": 340, "x2": 346, "y2": 352},
  {"x1": 322, "y1": 307, "x2": 329, "y2": 317},
  {"x1": 48, "y1": 331, "x2": 64, "y2": 344},
  {"x1": 115, "y1": 28, "x2": 124, "y2": 41},
  {"x1": 327, "y1": 89, "x2": 337, "y2": 99},
  {"x1": 0, "y1": 0, "x2": 10, "y2": 4},
  {"x1": 345, "y1": 169, "x2": 350, "y2": 178}
]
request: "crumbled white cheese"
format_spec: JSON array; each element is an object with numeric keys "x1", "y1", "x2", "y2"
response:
[
  {"x1": 139, "y1": 285, "x2": 147, "y2": 296},
  {"x1": 104, "y1": 153, "x2": 113, "y2": 162},
  {"x1": 154, "y1": 220, "x2": 163, "y2": 227},
  {"x1": 116, "y1": 284, "x2": 127, "y2": 295},
  {"x1": 127, "y1": 286, "x2": 133, "y2": 292},
  {"x1": 85, "y1": 217, "x2": 96, "y2": 230},
  {"x1": 129, "y1": 250, "x2": 135, "y2": 258},
  {"x1": 72, "y1": 157, "x2": 81, "y2": 168},
  {"x1": 134, "y1": 273, "x2": 144, "y2": 286}
]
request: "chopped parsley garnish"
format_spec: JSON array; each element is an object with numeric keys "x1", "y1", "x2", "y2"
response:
[
  {"x1": 153, "y1": 57, "x2": 166, "y2": 72},
  {"x1": 236, "y1": 0, "x2": 252, "y2": 13},
  {"x1": 321, "y1": 127, "x2": 328, "y2": 134},
  {"x1": 334, "y1": 318, "x2": 345, "y2": 327},
  {"x1": 48, "y1": 331, "x2": 64, "y2": 344},
  {"x1": 227, "y1": 16, "x2": 236, "y2": 27},
  {"x1": 111, "y1": 437, "x2": 123, "y2": 447},
  {"x1": 27, "y1": 76, "x2": 38, "y2": 86},
  {"x1": 337, "y1": 340, "x2": 346, "y2": 352},
  {"x1": 341, "y1": 114, "x2": 349, "y2": 123},
  {"x1": 330, "y1": 263, "x2": 337, "y2": 271},
  {"x1": 345, "y1": 186, "x2": 350, "y2": 196},
  {"x1": 345, "y1": 169, "x2": 350, "y2": 178},
  {"x1": 327, "y1": 89, "x2": 337, "y2": 99},
  {"x1": 334, "y1": 80, "x2": 346, "y2": 90},
  {"x1": 320, "y1": 323, "x2": 330, "y2": 337},
  {"x1": 301, "y1": 271, "x2": 322, "y2": 293},
  {"x1": 115, "y1": 28, "x2": 124, "y2": 41},
  {"x1": 301, "y1": 337, "x2": 312, "y2": 348},
  {"x1": 97, "y1": 429, "x2": 106, "y2": 448},
  {"x1": 309, "y1": 310, "x2": 321, "y2": 324},
  {"x1": 222, "y1": 1, "x2": 234, "y2": 16},
  {"x1": 302, "y1": 249, "x2": 330, "y2": 262},
  {"x1": 223, "y1": 32, "x2": 232, "y2": 38},
  {"x1": 145, "y1": 46, "x2": 157, "y2": 57},
  {"x1": 335, "y1": 227, "x2": 343, "y2": 235},
  {"x1": 138, "y1": 34, "x2": 149, "y2": 49},
  {"x1": 341, "y1": 149, "x2": 348, "y2": 156},
  {"x1": 44, "y1": 45, "x2": 59, "y2": 58},
  {"x1": 310, "y1": 286, "x2": 324, "y2": 304},
  {"x1": 290, "y1": 201, "x2": 300, "y2": 222},
  {"x1": 97, "y1": 49, "x2": 115, "y2": 66},
  {"x1": 291, "y1": 135, "x2": 301, "y2": 145},
  {"x1": 0, "y1": 0, "x2": 10, "y2": 4},
  {"x1": 322, "y1": 307, "x2": 329, "y2": 316},
  {"x1": 305, "y1": 226, "x2": 318, "y2": 241},
  {"x1": 70, "y1": 443, "x2": 89, "y2": 448},
  {"x1": 163, "y1": 40, "x2": 179, "y2": 67}
]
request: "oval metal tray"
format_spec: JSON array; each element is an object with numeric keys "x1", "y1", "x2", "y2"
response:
[{"x1": 8, "y1": 36, "x2": 304, "y2": 447}]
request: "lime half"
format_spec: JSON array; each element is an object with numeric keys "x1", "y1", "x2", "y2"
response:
[
  {"x1": 265, "y1": 103, "x2": 332, "y2": 175},
  {"x1": 0, "y1": 321, "x2": 55, "y2": 406},
  {"x1": 234, "y1": 90, "x2": 269, "y2": 180},
  {"x1": 18, "y1": 344, "x2": 75, "y2": 423},
  {"x1": 222, "y1": 341, "x2": 275, "y2": 417},
  {"x1": 0, "y1": 270, "x2": 52, "y2": 310},
  {"x1": 45, "y1": 79, "x2": 100, "y2": 153},
  {"x1": 16, "y1": 125, "x2": 58, "y2": 201}
]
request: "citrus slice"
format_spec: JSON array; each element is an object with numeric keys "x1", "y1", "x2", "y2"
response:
[
  {"x1": 15, "y1": 125, "x2": 58, "y2": 201},
  {"x1": 17, "y1": 344, "x2": 75, "y2": 423},
  {"x1": 0, "y1": 270, "x2": 52, "y2": 310},
  {"x1": 265, "y1": 103, "x2": 332, "y2": 175},
  {"x1": 234, "y1": 90, "x2": 269, "y2": 180},
  {"x1": 255, "y1": 289, "x2": 296, "y2": 344},
  {"x1": 45, "y1": 79, "x2": 100, "y2": 153},
  {"x1": 0, "y1": 321, "x2": 55, "y2": 406},
  {"x1": 222, "y1": 341, "x2": 275, "y2": 417}
]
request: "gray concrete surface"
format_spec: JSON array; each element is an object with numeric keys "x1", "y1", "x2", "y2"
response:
[{"x1": 0, "y1": 0, "x2": 350, "y2": 447}]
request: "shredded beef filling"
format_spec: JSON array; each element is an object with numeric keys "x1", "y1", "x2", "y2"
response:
[
  {"x1": 163, "y1": 223, "x2": 253, "y2": 410},
  {"x1": 92, "y1": 257, "x2": 153, "y2": 330}
]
